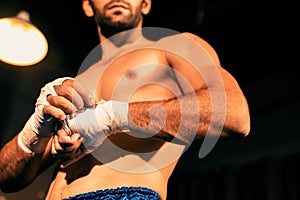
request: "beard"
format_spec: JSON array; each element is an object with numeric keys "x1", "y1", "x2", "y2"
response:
[{"x1": 95, "y1": 4, "x2": 143, "y2": 38}]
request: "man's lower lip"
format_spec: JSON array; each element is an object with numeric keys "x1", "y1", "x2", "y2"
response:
[{"x1": 109, "y1": 6, "x2": 128, "y2": 10}]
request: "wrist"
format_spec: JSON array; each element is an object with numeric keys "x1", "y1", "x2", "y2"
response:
[
  {"x1": 66, "y1": 100, "x2": 129, "y2": 153},
  {"x1": 102, "y1": 100, "x2": 129, "y2": 131},
  {"x1": 18, "y1": 126, "x2": 52, "y2": 154},
  {"x1": 68, "y1": 100, "x2": 129, "y2": 133},
  {"x1": 18, "y1": 112, "x2": 54, "y2": 154}
]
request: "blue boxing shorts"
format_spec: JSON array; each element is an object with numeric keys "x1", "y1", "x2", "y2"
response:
[{"x1": 64, "y1": 186, "x2": 161, "y2": 200}]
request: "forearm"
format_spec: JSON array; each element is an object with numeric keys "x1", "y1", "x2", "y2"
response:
[
  {"x1": 128, "y1": 95, "x2": 199, "y2": 144},
  {"x1": 0, "y1": 134, "x2": 54, "y2": 193},
  {"x1": 128, "y1": 87, "x2": 250, "y2": 143}
]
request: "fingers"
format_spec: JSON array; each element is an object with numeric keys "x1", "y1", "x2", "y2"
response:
[
  {"x1": 51, "y1": 128, "x2": 83, "y2": 160},
  {"x1": 47, "y1": 79, "x2": 95, "y2": 117},
  {"x1": 71, "y1": 79, "x2": 96, "y2": 107},
  {"x1": 53, "y1": 84, "x2": 85, "y2": 111},
  {"x1": 43, "y1": 105, "x2": 66, "y2": 120},
  {"x1": 46, "y1": 95, "x2": 76, "y2": 117},
  {"x1": 59, "y1": 79, "x2": 95, "y2": 109}
]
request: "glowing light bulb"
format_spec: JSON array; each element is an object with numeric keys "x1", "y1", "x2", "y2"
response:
[{"x1": 0, "y1": 11, "x2": 48, "y2": 66}]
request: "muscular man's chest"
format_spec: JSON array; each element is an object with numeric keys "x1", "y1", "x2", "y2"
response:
[{"x1": 78, "y1": 49, "x2": 183, "y2": 102}]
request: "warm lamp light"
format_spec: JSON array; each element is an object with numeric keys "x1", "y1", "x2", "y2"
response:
[{"x1": 0, "y1": 10, "x2": 48, "y2": 66}]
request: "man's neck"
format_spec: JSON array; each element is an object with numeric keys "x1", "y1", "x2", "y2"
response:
[{"x1": 98, "y1": 27, "x2": 150, "y2": 61}]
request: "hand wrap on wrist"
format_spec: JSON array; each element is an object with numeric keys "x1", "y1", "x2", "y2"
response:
[
  {"x1": 18, "y1": 77, "x2": 74, "y2": 154},
  {"x1": 67, "y1": 100, "x2": 129, "y2": 153}
]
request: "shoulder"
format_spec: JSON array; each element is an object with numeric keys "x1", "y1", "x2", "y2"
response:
[
  {"x1": 181, "y1": 32, "x2": 220, "y2": 65},
  {"x1": 156, "y1": 32, "x2": 220, "y2": 65}
]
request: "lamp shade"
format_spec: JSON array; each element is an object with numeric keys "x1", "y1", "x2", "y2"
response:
[{"x1": 0, "y1": 11, "x2": 48, "y2": 66}]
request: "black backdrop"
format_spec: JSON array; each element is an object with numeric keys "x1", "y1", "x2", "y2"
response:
[{"x1": 1, "y1": 0, "x2": 300, "y2": 199}]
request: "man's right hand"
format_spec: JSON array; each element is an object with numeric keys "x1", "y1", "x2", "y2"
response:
[
  {"x1": 47, "y1": 78, "x2": 95, "y2": 166},
  {"x1": 45, "y1": 78, "x2": 95, "y2": 119},
  {"x1": 17, "y1": 77, "x2": 94, "y2": 154}
]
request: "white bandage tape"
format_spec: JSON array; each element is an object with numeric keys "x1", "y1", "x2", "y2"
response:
[
  {"x1": 102, "y1": 100, "x2": 129, "y2": 131},
  {"x1": 18, "y1": 77, "x2": 74, "y2": 154},
  {"x1": 67, "y1": 100, "x2": 129, "y2": 153},
  {"x1": 36, "y1": 77, "x2": 74, "y2": 106}
]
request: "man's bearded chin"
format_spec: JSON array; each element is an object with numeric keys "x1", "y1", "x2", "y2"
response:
[{"x1": 98, "y1": 15, "x2": 141, "y2": 38}]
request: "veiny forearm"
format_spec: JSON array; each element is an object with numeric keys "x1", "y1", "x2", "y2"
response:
[
  {"x1": 128, "y1": 81, "x2": 250, "y2": 143},
  {"x1": 128, "y1": 90, "x2": 210, "y2": 144},
  {"x1": 0, "y1": 135, "x2": 53, "y2": 193},
  {"x1": 128, "y1": 94, "x2": 198, "y2": 144}
]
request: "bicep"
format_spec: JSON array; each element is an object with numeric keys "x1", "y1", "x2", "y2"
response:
[{"x1": 164, "y1": 34, "x2": 222, "y2": 94}]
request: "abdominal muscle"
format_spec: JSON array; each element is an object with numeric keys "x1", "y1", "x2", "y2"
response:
[{"x1": 46, "y1": 141, "x2": 184, "y2": 200}]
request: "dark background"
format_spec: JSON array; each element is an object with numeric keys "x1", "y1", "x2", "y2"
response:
[{"x1": 0, "y1": 0, "x2": 299, "y2": 199}]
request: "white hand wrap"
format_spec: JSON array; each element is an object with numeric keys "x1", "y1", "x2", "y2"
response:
[
  {"x1": 18, "y1": 77, "x2": 74, "y2": 154},
  {"x1": 67, "y1": 100, "x2": 129, "y2": 153}
]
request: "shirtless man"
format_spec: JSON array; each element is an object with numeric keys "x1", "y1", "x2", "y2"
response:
[{"x1": 0, "y1": 0, "x2": 250, "y2": 199}]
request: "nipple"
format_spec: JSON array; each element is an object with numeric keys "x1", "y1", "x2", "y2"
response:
[{"x1": 125, "y1": 70, "x2": 137, "y2": 80}]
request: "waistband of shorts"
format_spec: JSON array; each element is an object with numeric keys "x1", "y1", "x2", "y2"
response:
[{"x1": 63, "y1": 186, "x2": 161, "y2": 200}]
